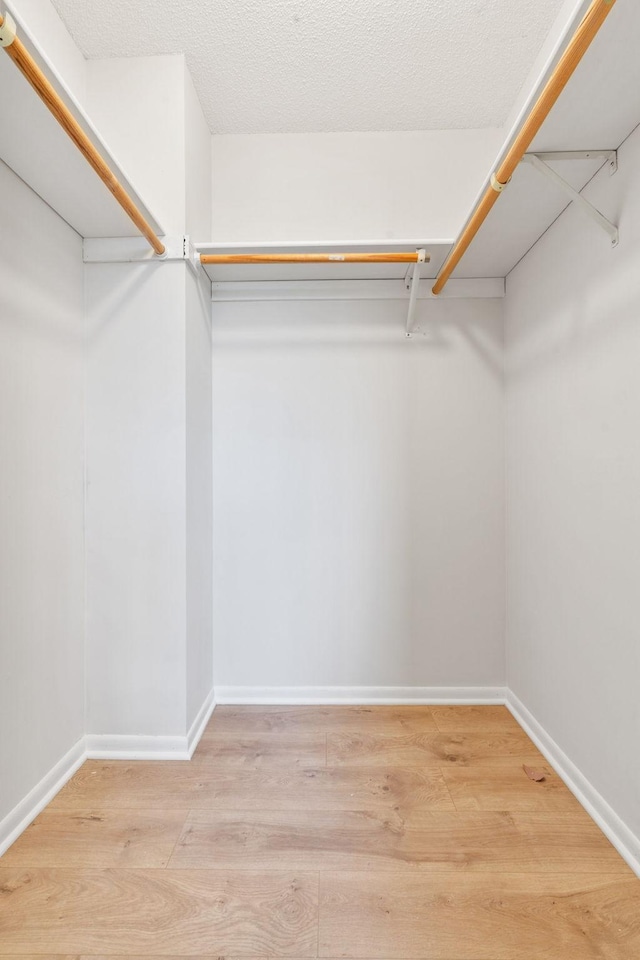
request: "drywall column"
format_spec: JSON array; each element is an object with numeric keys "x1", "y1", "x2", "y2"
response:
[
  {"x1": 85, "y1": 262, "x2": 188, "y2": 738},
  {"x1": 86, "y1": 55, "x2": 186, "y2": 237},
  {"x1": 85, "y1": 263, "x2": 213, "y2": 746},
  {"x1": 84, "y1": 55, "x2": 213, "y2": 746},
  {"x1": 185, "y1": 268, "x2": 213, "y2": 729},
  {"x1": 184, "y1": 63, "x2": 214, "y2": 729}
]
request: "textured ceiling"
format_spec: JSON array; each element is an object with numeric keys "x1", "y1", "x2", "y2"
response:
[{"x1": 51, "y1": 0, "x2": 564, "y2": 135}]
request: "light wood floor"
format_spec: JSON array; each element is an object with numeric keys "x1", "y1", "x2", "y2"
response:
[{"x1": 1, "y1": 705, "x2": 639, "y2": 958}]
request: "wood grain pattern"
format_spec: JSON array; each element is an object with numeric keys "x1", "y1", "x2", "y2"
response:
[
  {"x1": 0, "y1": 810, "x2": 188, "y2": 868},
  {"x1": 168, "y1": 808, "x2": 629, "y2": 874},
  {"x1": 319, "y1": 871, "x2": 640, "y2": 959},
  {"x1": 170, "y1": 809, "x2": 516, "y2": 872},
  {"x1": 441, "y1": 763, "x2": 583, "y2": 811},
  {"x1": 209, "y1": 705, "x2": 439, "y2": 734},
  {"x1": 192, "y1": 733, "x2": 326, "y2": 766},
  {"x1": 509, "y1": 812, "x2": 633, "y2": 873},
  {"x1": 48, "y1": 760, "x2": 213, "y2": 810},
  {"x1": 430, "y1": 705, "x2": 521, "y2": 732},
  {"x1": 50, "y1": 762, "x2": 455, "y2": 811},
  {"x1": 200, "y1": 252, "x2": 429, "y2": 265},
  {"x1": 327, "y1": 731, "x2": 543, "y2": 767},
  {"x1": 3, "y1": 705, "x2": 637, "y2": 957},
  {"x1": 0, "y1": 869, "x2": 318, "y2": 955}
]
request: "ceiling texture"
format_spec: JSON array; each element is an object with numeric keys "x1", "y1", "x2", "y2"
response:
[{"x1": 52, "y1": 0, "x2": 564, "y2": 135}]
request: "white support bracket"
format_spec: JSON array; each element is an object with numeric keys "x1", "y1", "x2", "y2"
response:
[
  {"x1": 83, "y1": 235, "x2": 202, "y2": 276},
  {"x1": 0, "y1": 12, "x2": 17, "y2": 47},
  {"x1": 526, "y1": 150, "x2": 618, "y2": 175},
  {"x1": 405, "y1": 248, "x2": 426, "y2": 337},
  {"x1": 523, "y1": 152, "x2": 619, "y2": 247}
]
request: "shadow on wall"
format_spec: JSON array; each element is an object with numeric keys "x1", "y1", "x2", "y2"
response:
[
  {"x1": 211, "y1": 297, "x2": 504, "y2": 382},
  {"x1": 507, "y1": 222, "x2": 640, "y2": 385},
  {"x1": 85, "y1": 261, "x2": 171, "y2": 341}
]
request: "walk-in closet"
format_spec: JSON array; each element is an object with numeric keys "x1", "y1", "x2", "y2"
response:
[{"x1": 1, "y1": 1, "x2": 639, "y2": 956}]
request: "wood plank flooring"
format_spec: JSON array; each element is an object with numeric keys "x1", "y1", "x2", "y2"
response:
[{"x1": 0, "y1": 705, "x2": 638, "y2": 958}]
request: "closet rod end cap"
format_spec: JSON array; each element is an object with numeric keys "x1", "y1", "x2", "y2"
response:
[{"x1": 0, "y1": 12, "x2": 17, "y2": 47}]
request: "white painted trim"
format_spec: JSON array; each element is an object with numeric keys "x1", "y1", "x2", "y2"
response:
[
  {"x1": 0, "y1": 692, "x2": 216, "y2": 855},
  {"x1": 84, "y1": 690, "x2": 217, "y2": 762},
  {"x1": 214, "y1": 686, "x2": 507, "y2": 705},
  {"x1": 210, "y1": 278, "x2": 505, "y2": 302},
  {"x1": 186, "y1": 688, "x2": 216, "y2": 757},
  {"x1": 83, "y1": 235, "x2": 187, "y2": 263},
  {"x1": 196, "y1": 238, "x2": 454, "y2": 253},
  {"x1": 507, "y1": 692, "x2": 640, "y2": 879},
  {"x1": 84, "y1": 734, "x2": 191, "y2": 761},
  {"x1": 0, "y1": 737, "x2": 86, "y2": 857}
]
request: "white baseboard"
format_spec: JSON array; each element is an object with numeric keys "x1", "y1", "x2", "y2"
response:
[
  {"x1": 85, "y1": 688, "x2": 217, "y2": 761},
  {"x1": 187, "y1": 688, "x2": 216, "y2": 757},
  {"x1": 0, "y1": 691, "x2": 217, "y2": 858},
  {"x1": 84, "y1": 733, "x2": 192, "y2": 761},
  {"x1": 214, "y1": 685, "x2": 507, "y2": 705},
  {"x1": 507, "y1": 691, "x2": 640, "y2": 879},
  {"x1": 0, "y1": 737, "x2": 86, "y2": 858}
]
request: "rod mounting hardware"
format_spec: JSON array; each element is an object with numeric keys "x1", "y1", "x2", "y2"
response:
[
  {"x1": 0, "y1": 11, "x2": 16, "y2": 46},
  {"x1": 490, "y1": 173, "x2": 510, "y2": 193},
  {"x1": 523, "y1": 153, "x2": 619, "y2": 247},
  {"x1": 405, "y1": 248, "x2": 426, "y2": 337},
  {"x1": 432, "y1": 0, "x2": 619, "y2": 295}
]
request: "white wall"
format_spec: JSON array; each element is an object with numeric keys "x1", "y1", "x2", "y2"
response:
[
  {"x1": 185, "y1": 63, "x2": 212, "y2": 242},
  {"x1": 83, "y1": 56, "x2": 215, "y2": 739},
  {"x1": 86, "y1": 54, "x2": 213, "y2": 241},
  {"x1": 503, "y1": 0, "x2": 589, "y2": 133},
  {"x1": 85, "y1": 263, "x2": 187, "y2": 736},
  {"x1": 0, "y1": 159, "x2": 84, "y2": 821},
  {"x1": 212, "y1": 297, "x2": 505, "y2": 691},
  {"x1": 211, "y1": 129, "x2": 503, "y2": 242},
  {"x1": 184, "y1": 66, "x2": 214, "y2": 727},
  {"x1": 85, "y1": 259, "x2": 214, "y2": 738},
  {"x1": 186, "y1": 268, "x2": 214, "y2": 726},
  {"x1": 505, "y1": 123, "x2": 640, "y2": 847},
  {"x1": 86, "y1": 55, "x2": 187, "y2": 237}
]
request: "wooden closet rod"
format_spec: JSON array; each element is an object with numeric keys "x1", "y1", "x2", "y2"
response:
[
  {"x1": 432, "y1": 0, "x2": 617, "y2": 295},
  {"x1": 201, "y1": 252, "x2": 430, "y2": 264},
  {"x1": 0, "y1": 13, "x2": 165, "y2": 256}
]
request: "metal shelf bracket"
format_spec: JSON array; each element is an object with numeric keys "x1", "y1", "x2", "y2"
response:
[
  {"x1": 405, "y1": 248, "x2": 426, "y2": 337},
  {"x1": 523, "y1": 152, "x2": 619, "y2": 247}
]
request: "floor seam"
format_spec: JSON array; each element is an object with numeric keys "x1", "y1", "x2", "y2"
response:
[
  {"x1": 438, "y1": 765, "x2": 458, "y2": 811},
  {"x1": 164, "y1": 809, "x2": 191, "y2": 868}
]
